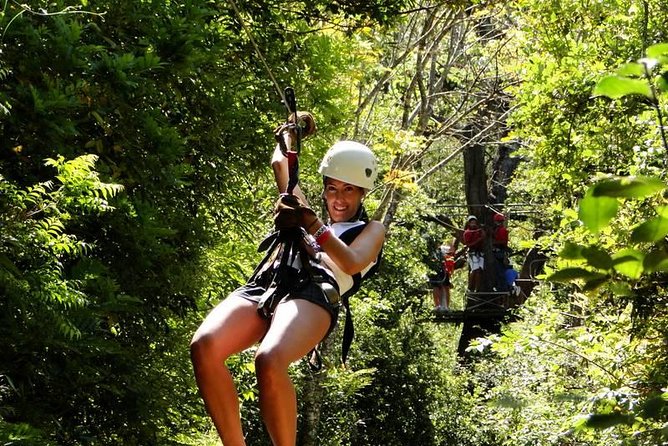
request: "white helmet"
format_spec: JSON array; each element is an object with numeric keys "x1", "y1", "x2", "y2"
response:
[{"x1": 318, "y1": 141, "x2": 378, "y2": 190}]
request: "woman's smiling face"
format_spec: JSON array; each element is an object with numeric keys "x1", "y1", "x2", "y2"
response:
[{"x1": 323, "y1": 178, "x2": 365, "y2": 223}]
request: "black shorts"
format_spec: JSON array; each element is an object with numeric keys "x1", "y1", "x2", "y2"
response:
[
  {"x1": 428, "y1": 271, "x2": 451, "y2": 287},
  {"x1": 233, "y1": 276, "x2": 341, "y2": 335}
]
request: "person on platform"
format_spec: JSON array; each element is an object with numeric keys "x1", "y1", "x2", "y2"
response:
[
  {"x1": 429, "y1": 244, "x2": 455, "y2": 312},
  {"x1": 462, "y1": 215, "x2": 485, "y2": 292}
]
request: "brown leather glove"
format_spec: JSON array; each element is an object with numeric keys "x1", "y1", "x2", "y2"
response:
[
  {"x1": 274, "y1": 194, "x2": 317, "y2": 230},
  {"x1": 273, "y1": 111, "x2": 317, "y2": 142}
]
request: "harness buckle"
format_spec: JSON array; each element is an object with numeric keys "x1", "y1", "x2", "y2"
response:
[{"x1": 320, "y1": 282, "x2": 340, "y2": 306}]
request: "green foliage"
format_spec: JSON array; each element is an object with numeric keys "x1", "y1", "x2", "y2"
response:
[
  {"x1": 0, "y1": 154, "x2": 126, "y2": 442},
  {"x1": 467, "y1": 290, "x2": 655, "y2": 446},
  {"x1": 594, "y1": 43, "x2": 668, "y2": 100},
  {"x1": 468, "y1": 0, "x2": 668, "y2": 444},
  {"x1": 0, "y1": 0, "x2": 424, "y2": 444},
  {"x1": 6, "y1": 0, "x2": 668, "y2": 445}
]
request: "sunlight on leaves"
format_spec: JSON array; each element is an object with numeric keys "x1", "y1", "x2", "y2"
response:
[
  {"x1": 631, "y1": 215, "x2": 668, "y2": 243},
  {"x1": 547, "y1": 267, "x2": 607, "y2": 283},
  {"x1": 591, "y1": 176, "x2": 665, "y2": 199},
  {"x1": 593, "y1": 76, "x2": 652, "y2": 99},
  {"x1": 646, "y1": 43, "x2": 668, "y2": 59},
  {"x1": 578, "y1": 192, "x2": 618, "y2": 234},
  {"x1": 612, "y1": 249, "x2": 645, "y2": 279}
]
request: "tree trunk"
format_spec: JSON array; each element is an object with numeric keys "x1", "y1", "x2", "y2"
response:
[
  {"x1": 463, "y1": 139, "x2": 488, "y2": 218},
  {"x1": 490, "y1": 142, "x2": 521, "y2": 206},
  {"x1": 297, "y1": 335, "x2": 334, "y2": 446}
]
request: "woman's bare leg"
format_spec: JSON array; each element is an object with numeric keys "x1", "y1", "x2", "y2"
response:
[
  {"x1": 190, "y1": 296, "x2": 269, "y2": 446},
  {"x1": 432, "y1": 287, "x2": 441, "y2": 308},
  {"x1": 254, "y1": 299, "x2": 330, "y2": 446}
]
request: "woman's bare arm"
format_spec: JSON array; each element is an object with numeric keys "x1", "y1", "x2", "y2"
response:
[
  {"x1": 270, "y1": 133, "x2": 309, "y2": 205},
  {"x1": 312, "y1": 220, "x2": 385, "y2": 276}
]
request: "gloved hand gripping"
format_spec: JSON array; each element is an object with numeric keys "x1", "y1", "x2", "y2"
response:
[
  {"x1": 273, "y1": 194, "x2": 317, "y2": 230},
  {"x1": 273, "y1": 111, "x2": 317, "y2": 144}
]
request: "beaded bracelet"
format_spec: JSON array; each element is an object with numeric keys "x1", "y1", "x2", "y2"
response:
[
  {"x1": 316, "y1": 229, "x2": 332, "y2": 245},
  {"x1": 313, "y1": 224, "x2": 331, "y2": 245}
]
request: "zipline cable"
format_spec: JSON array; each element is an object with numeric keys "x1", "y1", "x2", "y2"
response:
[
  {"x1": 227, "y1": 0, "x2": 289, "y2": 110},
  {"x1": 227, "y1": 0, "x2": 311, "y2": 194}
]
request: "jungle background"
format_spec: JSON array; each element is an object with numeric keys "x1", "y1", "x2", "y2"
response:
[{"x1": 2, "y1": 0, "x2": 668, "y2": 445}]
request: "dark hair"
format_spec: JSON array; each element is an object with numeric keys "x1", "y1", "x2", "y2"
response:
[{"x1": 354, "y1": 205, "x2": 369, "y2": 223}]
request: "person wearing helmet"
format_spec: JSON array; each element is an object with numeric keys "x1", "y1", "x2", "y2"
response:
[
  {"x1": 462, "y1": 215, "x2": 485, "y2": 292},
  {"x1": 492, "y1": 213, "x2": 508, "y2": 252},
  {"x1": 190, "y1": 124, "x2": 385, "y2": 446}
]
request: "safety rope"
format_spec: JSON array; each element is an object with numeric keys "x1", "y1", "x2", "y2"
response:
[{"x1": 226, "y1": 0, "x2": 289, "y2": 110}]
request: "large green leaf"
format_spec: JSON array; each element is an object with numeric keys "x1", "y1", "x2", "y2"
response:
[
  {"x1": 578, "y1": 193, "x2": 618, "y2": 233},
  {"x1": 581, "y1": 246, "x2": 613, "y2": 269},
  {"x1": 647, "y1": 43, "x2": 668, "y2": 59},
  {"x1": 643, "y1": 249, "x2": 668, "y2": 273},
  {"x1": 612, "y1": 249, "x2": 645, "y2": 279},
  {"x1": 657, "y1": 205, "x2": 668, "y2": 218},
  {"x1": 658, "y1": 73, "x2": 668, "y2": 94},
  {"x1": 582, "y1": 275, "x2": 611, "y2": 291},
  {"x1": 593, "y1": 75, "x2": 652, "y2": 99},
  {"x1": 631, "y1": 215, "x2": 668, "y2": 242},
  {"x1": 583, "y1": 413, "x2": 635, "y2": 429},
  {"x1": 559, "y1": 241, "x2": 585, "y2": 259},
  {"x1": 616, "y1": 62, "x2": 645, "y2": 77},
  {"x1": 547, "y1": 267, "x2": 606, "y2": 283},
  {"x1": 591, "y1": 176, "x2": 666, "y2": 198}
]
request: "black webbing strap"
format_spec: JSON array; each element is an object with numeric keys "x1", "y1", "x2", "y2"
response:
[
  {"x1": 282, "y1": 87, "x2": 301, "y2": 195},
  {"x1": 336, "y1": 221, "x2": 383, "y2": 366},
  {"x1": 254, "y1": 228, "x2": 304, "y2": 319},
  {"x1": 340, "y1": 292, "x2": 356, "y2": 365},
  {"x1": 256, "y1": 86, "x2": 305, "y2": 316}
]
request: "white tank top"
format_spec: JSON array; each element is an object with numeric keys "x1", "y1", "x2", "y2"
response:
[{"x1": 317, "y1": 221, "x2": 378, "y2": 297}]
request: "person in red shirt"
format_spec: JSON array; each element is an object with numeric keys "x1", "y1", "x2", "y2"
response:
[
  {"x1": 463, "y1": 215, "x2": 485, "y2": 292},
  {"x1": 492, "y1": 213, "x2": 508, "y2": 252},
  {"x1": 491, "y1": 213, "x2": 511, "y2": 291}
]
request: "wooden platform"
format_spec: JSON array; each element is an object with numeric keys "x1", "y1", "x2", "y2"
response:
[
  {"x1": 430, "y1": 308, "x2": 509, "y2": 323},
  {"x1": 427, "y1": 290, "x2": 516, "y2": 323}
]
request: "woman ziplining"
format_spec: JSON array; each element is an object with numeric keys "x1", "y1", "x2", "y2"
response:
[{"x1": 189, "y1": 108, "x2": 385, "y2": 446}]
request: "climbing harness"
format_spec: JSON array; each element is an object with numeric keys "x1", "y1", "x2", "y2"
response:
[
  {"x1": 252, "y1": 86, "x2": 311, "y2": 315},
  {"x1": 225, "y1": 2, "x2": 379, "y2": 367},
  {"x1": 244, "y1": 87, "x2": 341, "y2": 370}
]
